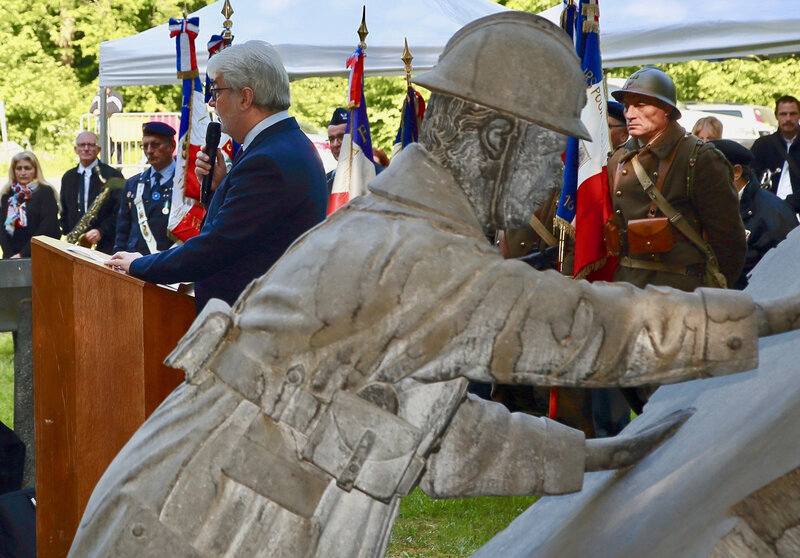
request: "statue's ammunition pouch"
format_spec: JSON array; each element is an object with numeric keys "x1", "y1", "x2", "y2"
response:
[
  {"x1": 626, "y1": 216, "x2": 674, "y2": 254},
  {"x1": 301, "y1": 391, "x2": 426, "y2": 501},
  {"x1": 190, "y1": 325, "x2": 467, "y2": 503}
]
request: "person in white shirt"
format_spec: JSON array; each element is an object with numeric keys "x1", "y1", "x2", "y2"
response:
[
  {"x1": 59, "y1": 131, "x2": 123, "y2": 254},
  {"x1": 750, "y1": 95, "x2": 800, "y2": 215}
]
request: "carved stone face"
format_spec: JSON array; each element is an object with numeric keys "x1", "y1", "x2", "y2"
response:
[
  {"x1": 493, "y1": 121, "x2": 564, "y2": 230},
  {"x1": 420, "y1": 94, "x2": 565, "y2": 234}
]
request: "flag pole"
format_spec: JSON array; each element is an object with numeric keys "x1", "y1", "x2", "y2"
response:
[
  {"x1": 347, "y1": 7, "x2": 369, "y2": 174},
  {"x1": 221, "y1": 0, "x2": 234, "y2": 43},
  {"x1": 401, "y1": 39, "x2": 413, "y2": 147},
  {"x1": 402, "y1": 38, "x2": 413, "y2": 89}
]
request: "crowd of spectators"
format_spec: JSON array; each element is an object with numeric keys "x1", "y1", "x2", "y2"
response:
[{"x1": 1, "y1": 60, "x2": 797, "y2": 440}]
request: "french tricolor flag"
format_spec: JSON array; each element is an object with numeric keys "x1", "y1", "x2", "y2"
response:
[
  {"x1": 168, "y1": 16, "x2": 208, "y2": 242},
  {"x1": 556, "y1": 0, "x2": 617, "y2": 281},
  {"x1": 328, "y1": 45, "x2": 376, "y2": 215}
]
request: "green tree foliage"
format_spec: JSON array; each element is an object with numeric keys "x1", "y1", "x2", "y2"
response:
[
  {"x1": 0, "y1": 0, "x2": 212, "y2": 150},
  {"x1": 1, "y1": 0, "x2": 799, "y2": 163},
  {"x1": 291, "y1": 75, "x2": 422, "y2": 155},
  {"x1": 498, "y1": 0, "x2": 560, "y2": 12},
  {"x1": 607, "y1": 57, "x2": 800, "y2": 107}
]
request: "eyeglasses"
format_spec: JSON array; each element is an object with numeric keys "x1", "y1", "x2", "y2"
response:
[
  {"x1": 141, "y1": 141, "x2": 165, "y2": 151},
  {"x1": 76, "y1": 143, "x2": 99, "y2": 149},
  {"x1": 327, "y1": 134, "x2": 345, "y2": 145},
  {"x1": 208, "y1": 87, "x2": 232, "y2": 101}
]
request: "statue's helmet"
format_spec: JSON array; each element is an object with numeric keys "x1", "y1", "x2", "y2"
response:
[
  {"x1": 611, "y1": 67, "x2": 681, "y2": 119},
  {"x1": 412, "y1": 12, "x2": 590, "y2": 141}
]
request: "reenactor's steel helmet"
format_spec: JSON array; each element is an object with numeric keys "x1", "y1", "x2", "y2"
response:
[
  {"x1": 611, "y1": 67, "x2": 682, "y2": 119},
  {"x1": 412, "y1": 12, "x2": 591, "y2": 140}
]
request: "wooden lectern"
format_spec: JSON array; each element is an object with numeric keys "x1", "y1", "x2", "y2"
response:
[{"x1": 31, "y1": 237, "x2": 196, "y2": 558}]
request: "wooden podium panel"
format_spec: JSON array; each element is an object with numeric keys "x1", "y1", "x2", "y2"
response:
[{"x1": 31, "y1": 237, "x2": 196, "y2": 558}]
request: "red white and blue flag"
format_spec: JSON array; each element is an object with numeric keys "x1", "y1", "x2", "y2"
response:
[
  {"x1": 556, "y1": 0, "x2": 617, "y2": 281},
  {"x1": 328, "y1": 45, "x2": 376, "y2": 215},
  {"x1": 168, "y1": 16, "x2": 208, "y2": 242},
  {"x1": 391, "y1": 87, "x2": 425, "y2": 158},
  {"x1": 205, "y1": 33, "x2": 239, "y2": 166}
]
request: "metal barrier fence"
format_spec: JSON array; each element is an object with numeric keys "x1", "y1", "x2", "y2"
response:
[{"x1": 80, "y1": 112, "x2": 181, "y2": 177}]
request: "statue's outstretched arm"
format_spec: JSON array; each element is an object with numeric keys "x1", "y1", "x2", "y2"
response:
[
  {"x1": 450, "y1": 263, "x2": 762, "y2": 388},
  {"x1": 418, "y1": 395, "x2": 692, "y2": 499},
  {"x1": 755, "y1": 298, "x2": 800, "y2": 337}
]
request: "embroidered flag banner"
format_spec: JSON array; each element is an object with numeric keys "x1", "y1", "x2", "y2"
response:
[
  {"x1": 391, "y1": 87, "x2": 425, "y2": 158},
  {"x1": 555, "y1": 0, "x2": 617, "y2": 281},
  {"x1": 167, "y1": 16, "x2": 209, "y2": 242},
  {"x1": 328, "y1": 44, "x2": 377, "y2": 215}
]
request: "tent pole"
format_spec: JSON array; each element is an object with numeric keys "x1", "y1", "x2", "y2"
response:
[{"x1": 99, "y1": 90, "x2": 109, "y2": 164}]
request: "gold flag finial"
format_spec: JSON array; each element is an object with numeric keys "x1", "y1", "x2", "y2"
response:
[
  {"x1": 357, "y1": 6, "x2": 368, "y2": 46},
  {"x1": 221, "y1": 0, "x2": 234, "y2": 42},
  {"x1": 402, "y1": 38, "x2": 413, "y2": 87}
]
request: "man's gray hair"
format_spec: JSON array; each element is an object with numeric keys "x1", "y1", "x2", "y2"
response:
[{"x1": 207, "y1": 40, "x2": 291, "y2": 111}]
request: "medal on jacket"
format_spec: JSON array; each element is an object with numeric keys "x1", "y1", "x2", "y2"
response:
[{"x1": 152, "y1": 191, "x2": 162, "y2": 201}]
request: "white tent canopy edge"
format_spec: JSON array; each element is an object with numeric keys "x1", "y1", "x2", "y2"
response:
[
  {"x1": 98, "y1": 0, "x2": 507, "y2": 87},
  {"x1": 539, "y1": 0, "x2": 800, "y2": 67}
]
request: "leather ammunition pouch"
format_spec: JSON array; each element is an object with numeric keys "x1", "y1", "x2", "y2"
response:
[
  {"x1": 603, "y1": 218, "x2": 621, "y2": 257},
  {"x1": 626, "y1": 216, "x2": 674, "y2": 254}
]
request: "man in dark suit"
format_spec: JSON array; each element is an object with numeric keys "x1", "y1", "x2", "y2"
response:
[
  {"x1": 106, "y1": 41, "x2": 327, "y2": 313},
  {"x1": 59, "y1": 131, "x2": 123, "y2": 253},
  {"x1": 750, "y1": 95, "x2": 800, "y2": 214},
  {"x1": 113, "y1": 122, "x2": 177, "y2": 254},
  {"x1": 712, "y1": 139, "x2": 798, "y2": 289}
]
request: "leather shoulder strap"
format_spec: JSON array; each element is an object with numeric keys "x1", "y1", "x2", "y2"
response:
[{"x1": 630, "y1": 155, "x2": 717, "y2": 265}]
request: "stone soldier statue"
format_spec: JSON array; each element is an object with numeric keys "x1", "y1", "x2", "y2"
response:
[{"x1": 70, "y1": 13, "x2": 800, "y2": 558}]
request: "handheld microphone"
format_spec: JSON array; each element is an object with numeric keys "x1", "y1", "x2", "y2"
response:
[{"x1": 201, "y1": 121, "x2": 222, "y2": 206}]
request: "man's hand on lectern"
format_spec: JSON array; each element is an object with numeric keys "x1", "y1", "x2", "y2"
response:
[{"x1": 104, "y1": 251, "x2": 142, "y2": 274}]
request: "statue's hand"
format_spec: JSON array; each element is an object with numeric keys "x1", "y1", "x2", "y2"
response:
[
  {"x1": 755, "y1": 299, "x2": 800, "y2": 337},
  {"x1": 585, "y1": 408, "x2": 693, "y2": 472}
]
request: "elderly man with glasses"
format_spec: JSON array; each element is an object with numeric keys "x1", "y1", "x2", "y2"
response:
[
  {"x1": 59, "y1": 131, "x2": 124, "y2": 254},
  {"x1": 106, "y1": 41, "x2": 327, "y2": 313}
]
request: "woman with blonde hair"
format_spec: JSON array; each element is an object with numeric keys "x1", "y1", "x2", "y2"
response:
[
  {"x1": 0, "y1": 151, "x2": 60, "y2": 258},
  {"x1": 692, "y1": 115, "x2": 723, "y2": 142}
]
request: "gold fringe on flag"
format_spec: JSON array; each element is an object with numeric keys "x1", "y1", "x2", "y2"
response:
[{"x1": 582, "y1": 0, "x2": 599, "y2": 33}]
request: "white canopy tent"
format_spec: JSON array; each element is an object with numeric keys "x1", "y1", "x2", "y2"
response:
[
  {"x1": 539, "y1": 0, "x2": 800, "y2": 67},
  {"x1": 99, "y1": 0, "x2": 800, "y2": 88},
  {"x1": 98, "y1": 0, "x2": 507, "y2": 87},
  {"x1": 96, "y1": 0, "x2": 800, "y2": 155}
]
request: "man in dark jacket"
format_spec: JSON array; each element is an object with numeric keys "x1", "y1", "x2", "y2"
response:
[
  {"x1": 59, "y1": 131, "x2": 123, "y2": 253},
  {"x1": 750, "y1": 95, "x2": 800, "y2": 213},
  {"x1": 712, "y1": 139, "x2": 798, "y2": 289},
  {"x1": 106, "y1": 41, "x2": 327, "y2": 313},
  {"x1": 113, "y1": 122, "x2": 177, "y2": 254}
]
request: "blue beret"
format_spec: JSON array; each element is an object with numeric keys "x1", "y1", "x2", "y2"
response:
[
  {"x1": 607, "y1": 101, "x2": 625, "y2": 122},
  {"x1": 709, "y1": 139, "x2": 754, "y2": 167},
  {"x1": 142, "y1": 121, "x2": 176, "y2": 137},
  {"x1": 329, "y1": 107, "x2": 349, "y2": 126}
]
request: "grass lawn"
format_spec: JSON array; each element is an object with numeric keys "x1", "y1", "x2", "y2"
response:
[
  {"x1": 0, "y1": 332, "x2": 537, "y2": 555},
  {"x1": 0, "y1": 332, "x2": 14, "y2": 428},
  {"x1": 388, "y1": 489, "x2": 538, "y2": 557}
]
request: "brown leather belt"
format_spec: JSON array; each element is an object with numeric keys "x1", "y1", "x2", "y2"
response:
[{"x1": 619, "y1": 256, "x2": 704, "y2": 277}]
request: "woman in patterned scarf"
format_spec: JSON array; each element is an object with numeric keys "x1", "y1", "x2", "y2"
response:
[{"x1": 0, "y1": 151, "x2": 60, "y2": 258}]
